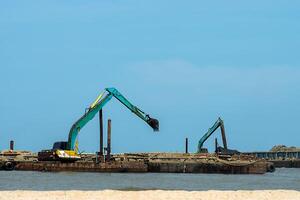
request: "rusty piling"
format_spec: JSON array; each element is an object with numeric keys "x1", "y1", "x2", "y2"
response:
[
  {"x1": 185, "y1": 138, "x2": 188, "y2": 154},
  {"x1": 99, "y1": 109, "x2": 104, "y2": 159},
  {"x1": 10, "y1": 140, "x2": 14, "y2": 151},
  {"x1": 106, "y1": 119, "x2": 111, "y2": 161}
]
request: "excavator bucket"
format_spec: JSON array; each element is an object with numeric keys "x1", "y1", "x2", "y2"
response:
[{"x1": 147, "y1": 118, "x2": 159, "y2": 131}]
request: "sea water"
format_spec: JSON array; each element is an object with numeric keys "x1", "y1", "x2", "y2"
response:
[{"x1": 0, "y1": 168, "x2": 299, "y2": 191}]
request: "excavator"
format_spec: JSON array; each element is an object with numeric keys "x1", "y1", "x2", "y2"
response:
[
  {"x1": 38, "y1": 87, "x2": 159, "y2": 161},
  {"x1": 197, "y1": 117, "x2": 239, "y2": 155}
]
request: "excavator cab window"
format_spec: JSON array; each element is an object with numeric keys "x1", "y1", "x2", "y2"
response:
[{"x1": 52, "y1": 142, "x2": 68, "y2": 150}]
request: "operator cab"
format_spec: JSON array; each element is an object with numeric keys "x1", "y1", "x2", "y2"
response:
[{"x1": 52, "y1": 141, "x2": 68, "y2": 150}]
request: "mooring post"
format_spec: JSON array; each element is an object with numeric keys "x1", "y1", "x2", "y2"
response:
[
  {"x1": 215, "y1": 138, "x2": 218, "y2": 153},
  {"x1": 185, "y1": 138, "x2": 188, "y2": 154},
  {"x1": 107, "y1": 119, "x2": 111, "y2": 161},
  {"x1": 99, "y1": 109, "x2": 104, "y2": 160},
  {"x1": 10, "y1": 140, "x2": 14, "y2": 151}
]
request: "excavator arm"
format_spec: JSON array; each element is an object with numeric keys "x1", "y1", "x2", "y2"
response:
[
  {"x1": 197, "y1": 117, "x2": 227, "y2": 153},
  {"x1": 106, "y1": 88, "x2": 159, "y2": 132},
  {"x1": 66, "y1": 87, "x2": 159, "y2": 150}
]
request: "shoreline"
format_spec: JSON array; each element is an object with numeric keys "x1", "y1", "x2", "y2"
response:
[{"x1": 0, "y1": 190, "x2": 300, "y2": 200}]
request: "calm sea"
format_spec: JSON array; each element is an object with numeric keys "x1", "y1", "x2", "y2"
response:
[{"x1": 0, "y1": 168, "x2": 299, "y2": 191}]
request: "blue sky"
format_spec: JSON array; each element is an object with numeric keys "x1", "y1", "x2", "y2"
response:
[{"x1": 1, "y1": 1, "x2": 300, "y2": 153}]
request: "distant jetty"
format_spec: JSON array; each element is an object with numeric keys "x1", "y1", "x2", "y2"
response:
[{"x1": 242, "y1": 145, "x2": 300, "y2": 168}]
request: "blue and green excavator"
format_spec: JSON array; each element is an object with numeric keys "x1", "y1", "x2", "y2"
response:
[
  {"x1": 197, "y1": 117, "x2": 239, "y2": 155},
  {"x1": 38, "y1": 87, "x2": 159, "y2": 161}
]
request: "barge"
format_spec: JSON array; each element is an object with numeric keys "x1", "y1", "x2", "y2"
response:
[{"x1": 0, "y1": 150, "x2": 274, "y2": 174}]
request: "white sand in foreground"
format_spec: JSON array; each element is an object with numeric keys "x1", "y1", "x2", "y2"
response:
[{"x1": 0, "y1": 190, "x2": 300, "y2": 200}]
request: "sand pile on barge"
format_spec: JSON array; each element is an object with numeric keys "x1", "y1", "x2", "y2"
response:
[{"x1": 0, "y1": 190, "x2": 299, "y2": 200}]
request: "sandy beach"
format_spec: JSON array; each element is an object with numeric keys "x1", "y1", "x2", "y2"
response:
[{"x1": 0, "y1": 190, "x2": 300, "y2": 200}]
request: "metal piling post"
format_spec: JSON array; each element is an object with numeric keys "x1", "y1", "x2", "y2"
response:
[
  {"x1": 10, "y1": 140, "x2": 14, "y2": 151},
  {"x1": 99, "y1": 109, "x2": 104, "y2": 160},
  {"x1": 107, "y1": 119, "x2": 111, "y2": 161},
  {"x1": 185, "y1": 138, "x2": 188, "y2": 154}
]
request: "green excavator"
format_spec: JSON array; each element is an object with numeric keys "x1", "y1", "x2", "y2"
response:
[
  {"x1": 197, "y1": 117, "x2": 239, "y2": 154},
  {"x1": 38, "y1": 87, "x2": 159, "y2": 161}
]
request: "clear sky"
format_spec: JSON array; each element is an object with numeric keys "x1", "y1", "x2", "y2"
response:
[{"x1": 1, "y1": 1, "x2": 300, "y2": 153}]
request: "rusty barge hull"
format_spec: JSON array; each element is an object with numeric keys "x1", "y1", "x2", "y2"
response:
[
  {"x1": 2, "y1": 153, "x2": 274, "y2": 174},
  {"x1": 148, "y1": 161, "x2": 270, "y2": 174},
  {"x1": 12, "y1": 160, "x2": 270, "y2": 174},
  {"x1": 14, "y1": 161, "x2": 147, "y2": 173}
]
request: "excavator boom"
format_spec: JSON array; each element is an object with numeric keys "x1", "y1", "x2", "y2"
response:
[{"x1": 66, "y1": 93, "x2": 113, "y2": 150}]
